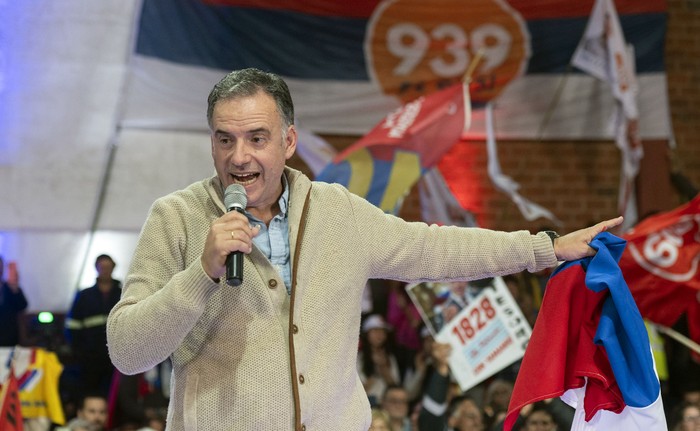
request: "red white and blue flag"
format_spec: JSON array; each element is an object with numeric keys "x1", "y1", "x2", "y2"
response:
[
  {"x1": 120, "y1": 0, "x2": 669, "y2": 140},
  {"x1": 505, "y1": 232, "x2": 666, "y2": 431}
]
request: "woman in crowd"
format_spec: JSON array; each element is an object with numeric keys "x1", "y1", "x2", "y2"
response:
[{"x1": 358, "y1": 314, "x2": 403, "y2": 406}]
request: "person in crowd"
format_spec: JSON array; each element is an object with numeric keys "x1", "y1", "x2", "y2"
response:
[
  {"x1": 418, "y1": 339, "x2": 486, "y2": 431},
  {"x1": 106, "y1": 67, "x2": 623, "y2": 430},
  {"x1": 417, "y1": 339, "x2": 451, "y2": 429},
  {"x1": 55, "y1": 417, "x2": 98, "y2": 431},
  {"x1": 385, "y1": 281, "x2": 422, "y2": 352},
  {"x1": 66, "y1": 254, "x2": 122, "y2": 397},
  {"x1": 447, "y1": 395, "x2": 486, "y2": 431},
  {"x1": 359, "y1": 314, "x2": 403, "y2": 405},
  {"x1": 670, "y1": 402, "x2": 700, "y2": 431},
  {"x1": 370, "y1": 408, "x2": 393, "y2": 431},
  {"x1": 65, "y1": 393, "x2": 108, "y2": 431},
  {"x1": 107, "y1": 358, "x2": 171, "y2": 430},
  {"x1": 404, "y1": 326, "x2": 437, "y2": 403},
  {"x1": 521, "y1": 403, "x2": 560, "y2": 431},
  {"x1": 140, "y1": 413, "x2": 167, "y2": 431},
  {"x1": 381, "y1": 384, "x2": 412, "y2": 431},
  {"x1": 409, "y1": 400, "x2": 423, "y2": 431},
  {"x1": 491, "y1": 398, "x2": 573, "y2": 431},
  {"x1": 385, "y1": 281, "x2": 423, "y2": 372},
  {"x1": 0, "y1": 255, "x2": 28, "y2": 347},
  {"x1": 482, "y1": 379, "x2": 514, "y2": 429}
]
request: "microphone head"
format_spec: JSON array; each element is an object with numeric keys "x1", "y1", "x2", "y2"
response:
[{"x1": 224, "y1": 184, "x2": 247, "y2": 211}]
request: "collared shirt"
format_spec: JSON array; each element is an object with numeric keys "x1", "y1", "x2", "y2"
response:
[{"x1": 246, "y1": 176, "x2": 291, "y2": 294}]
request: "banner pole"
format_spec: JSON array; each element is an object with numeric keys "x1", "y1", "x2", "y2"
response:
[{"x1": 654, "y1": 323, "x2": 700, "y2": 355}]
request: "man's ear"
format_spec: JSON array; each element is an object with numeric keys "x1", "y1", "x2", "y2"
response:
[{"x1": 285, "y1": 125, "x2": 298, "y2": 160}]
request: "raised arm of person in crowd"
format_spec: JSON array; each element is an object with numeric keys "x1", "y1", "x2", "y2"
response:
[
  {"x1": 417, "y1": 341, "x2": 452, "y2": 430},
  {"x1": 0, "y1": 257, "x2": 29, "y2": 347}
]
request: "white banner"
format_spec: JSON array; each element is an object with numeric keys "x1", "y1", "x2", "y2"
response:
[{"x1": 407, "y1": 277, "x2": 532, "y2": 391}]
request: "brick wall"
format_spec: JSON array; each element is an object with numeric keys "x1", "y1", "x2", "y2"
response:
[
  {"x1": 291, "y1": 0, "x2": 699, "y2": 234},
  {"x1": 428, "y1": 139, "x2": 623, "y2": 233},
  {"x1": 666, "y1": 0, "x2": 700, "y2": 193}
]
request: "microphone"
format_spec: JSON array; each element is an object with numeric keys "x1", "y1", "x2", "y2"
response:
[{"x1": 224, "y1": 184, "x2": 247, "y2": 286}]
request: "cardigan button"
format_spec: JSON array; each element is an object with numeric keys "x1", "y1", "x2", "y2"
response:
[
  {"x1": 299, "y1": 374, "x2": 305, "y2": 384},
  {"x1": 268, "y1": 279, "x2": 278, "y2": 289},
  {"x1": 292, "y1": 324, "x2": 299, "y2": 334},
  {"x1": 301, "y1": 425, "x2": 306, "y2": 431}
]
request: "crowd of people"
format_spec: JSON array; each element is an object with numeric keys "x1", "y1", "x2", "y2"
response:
[
  {"x1": 0, "y1": 254, "x2": 169, "y2": 431},
  {"x1": 0, "y1": 261, "x2": 698, "y2": 430},
  {"x1": 361, "y1": 276, "x2": 700, "y2": 431},
  {"x1": 4, "y1": 249, "x2": 698, "y2": 431}
]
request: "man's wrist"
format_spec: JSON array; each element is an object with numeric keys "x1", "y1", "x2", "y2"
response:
[
  {"x1": 543, "y1": 231, "x2": 560, "y2": 260},
  {"x1": 543, "y1": 230, "x2": 560, "y2": 245}
]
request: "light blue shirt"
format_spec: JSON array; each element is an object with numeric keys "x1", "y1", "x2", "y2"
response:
[{"x1": 246, "y1": 177, "x2": 292, "y2": 294}]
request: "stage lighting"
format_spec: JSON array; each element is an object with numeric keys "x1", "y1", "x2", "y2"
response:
[{"x1": 37, "y1": 311, "x2": 54, "y2": 324}]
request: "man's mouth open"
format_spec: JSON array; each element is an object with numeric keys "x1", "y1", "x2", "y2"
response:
[{"x1": 231, "y1": 173, "x2": 259, "y2": 186}]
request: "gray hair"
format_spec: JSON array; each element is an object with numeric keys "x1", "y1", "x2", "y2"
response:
[{"x1": 207, "y1": 68, "x2": 295, "y2": 132}]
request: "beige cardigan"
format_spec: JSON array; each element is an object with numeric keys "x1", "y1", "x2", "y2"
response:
[{"x1": 107, "y1": 167, "x2": 556, "y2": 431}]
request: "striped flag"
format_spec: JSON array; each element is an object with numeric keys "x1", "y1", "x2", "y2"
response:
[
  {"x1": 123, "y1": 0, "x2": 669, "y2": 140},
  {"x1": 505, "y1": 232, "x2": 666, "y2": 431},
  {"x1": 316, "y1": 82, "x2": 470, "y2": 213}
]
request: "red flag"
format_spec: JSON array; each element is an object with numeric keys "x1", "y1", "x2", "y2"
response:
[
  {"x1": 331, "y1": 82, "x2": 468, "y2": 167},
  {"x1": 0, "y1": 367, "x2": 24, "y2": 431},
  {"x1": 316, "y1": 82, "x2": 469, "y2": 213},
  {"x1": 619, "y1": 194, "x2": 700, "y2": 347}
]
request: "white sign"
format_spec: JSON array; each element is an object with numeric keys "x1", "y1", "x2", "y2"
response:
[{"x1": 432, "y1": 277, "x2": 532, "y2": 391}]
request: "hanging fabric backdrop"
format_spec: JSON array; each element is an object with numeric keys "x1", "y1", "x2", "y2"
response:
[{"x1": 0, "y1": 0, "x2": 669, "y2": 312}]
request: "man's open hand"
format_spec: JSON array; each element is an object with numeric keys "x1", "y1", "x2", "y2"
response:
[{"x1": 553, "y1": 216, "x2": 624, "y2": 261}]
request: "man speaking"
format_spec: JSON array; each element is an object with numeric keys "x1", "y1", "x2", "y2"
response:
[{"x1": 107, "y1": 68, "x2": 623, "y2": 431}]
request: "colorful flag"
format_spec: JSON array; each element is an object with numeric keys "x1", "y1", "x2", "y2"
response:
[
  {"x1": 0, "y1": 347, "x2": 65, "y2": 426},
  {"x1": 505, "y1": 232, "x2": 666, "y2": 431},
  {"x1": 0, "y1": 365, "x2": 24, "y2": 431},
  {"x1": 122, "y1": 0, "x2": 669, "y2": 140},
  {"x1": 619, "y1": 194, "x2": 700, "y2": 349},
  {"x1": 316, "y1": 82, "x2": 469, "y2": 213},
  {"x1": 571, "y1": 0, "x2": 643, "y2": 230}
]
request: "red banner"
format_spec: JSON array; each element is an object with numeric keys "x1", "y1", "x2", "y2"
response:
[
  {"x1": 0, "y1": 368, "x2": 24, "y2": 431},
  {"x1": 619, "y1": 195, "x2": 700, "y2": 345}
]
